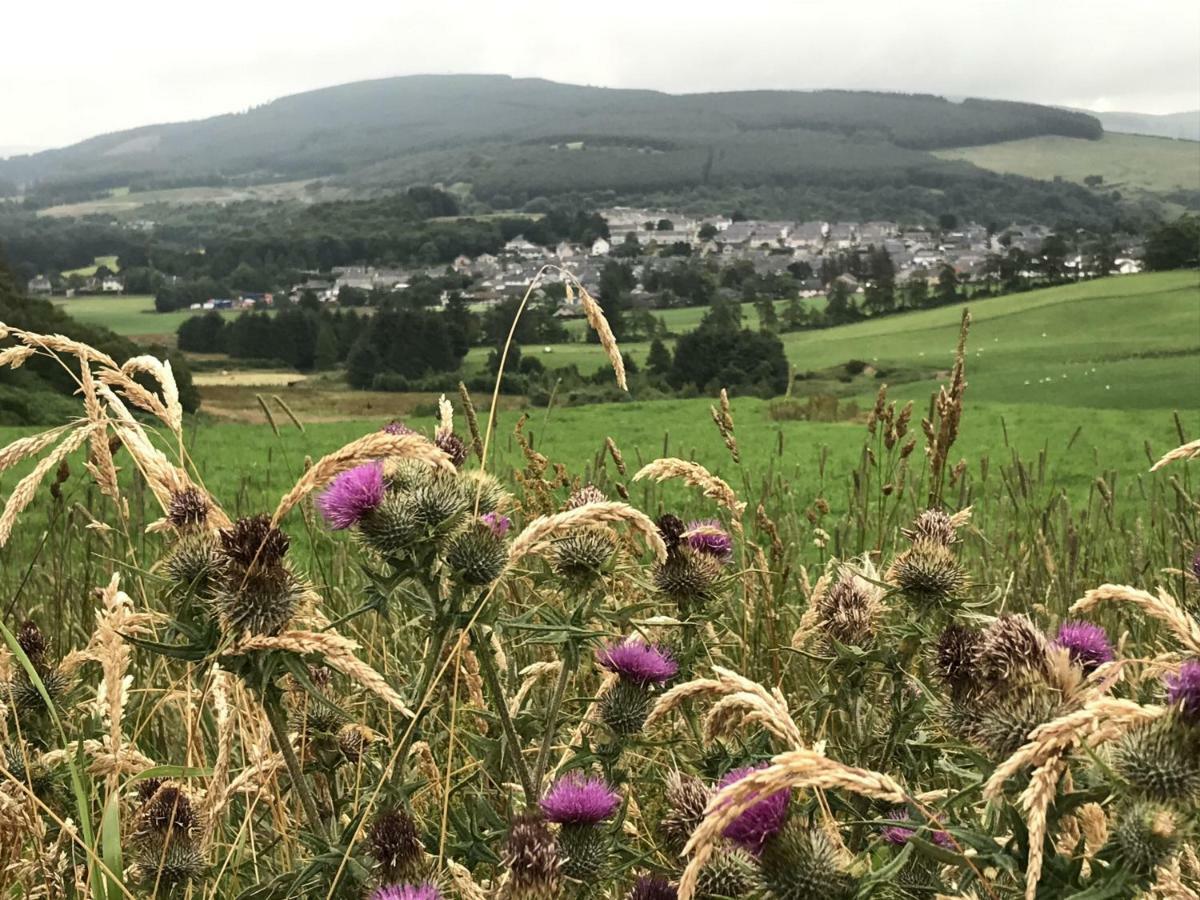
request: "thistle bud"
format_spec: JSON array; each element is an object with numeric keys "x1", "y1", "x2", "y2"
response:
[
  {"x1": 435, "y1": 432, "x2": 468, "y2": 468},
  {"x1": 500, "y1": 814, "x2": 562, "y2": 900},
  {"x1": 972, "y1": 687, "x2": 1066, "y2": 759},
  {"x1": 359, "y1": 493, "x2": 422, "y2": 556},
  {"x1": 1112, "y1": 802, "x2": 1180, "y2": 874},
  {"x1": 367, "y1": 807, "x2": 425, "y2": 883},
  {"x1": 887, "y1": 539, "x2": 968, "y2": 606},
  {"x1": 627, "y1": 874, "x2": 677, "y2": 900},
  {"x1": 901, "y1": 509, "x2": 959, "y2": 547},
  {"x1": 976, "y1": 614, "x2": 1049, "y2": 686},
  {"x1": 162, "y1": 533, "x2": 223, "y2": 596},
  {"x1": 660, "y1": 772, "x2": 710, "y2": 853},
  {"x1": 694, "y1": 847, "x2": 758, "y2": 899},
  {"x1": 167, "y1": 487, "x2": 211, "y2": 530},
  {"x1": 213, "y1": 515, "x2": 302, "y2": 637},
  {"x1": 653, "y1": 547, "x2": 724, "y2": 615},
  {"x1": 446, "y1": 519, "x2": 509, "y2": 586},
  {"x1": 551, "y1": 529, "x2": 617, "y2": 587},
  {"x1": 759, "y1": 822, "x2": 859, "y2": 900},
  {"x1": 934, "y1": 624, "x2": 981, "y2": 698},
  {"x1": 409, "y1": 478, "x2": 469, "y2": 531},
  {"x1": 131, "y1": 782, "x2": 207, "y2": 890},
  {"x1": 567, "y1": 484, "x2": 607, "y2": 508},
  {"x1": 1111, "y1": 716, "x2": 1200, "y2": 804}
]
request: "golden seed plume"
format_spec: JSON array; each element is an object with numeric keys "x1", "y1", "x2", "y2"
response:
[
  {"x1": 1150, "y1": 438, "x2": 1200, "y2": 472},
  {"x1": 506, "y1": 500, "x2": 667, "y2": 567},
  {"x1": 0, "y1": 423, "x2": 96, "y2": 547},
  {"x1": 632, "y1": 457, "x2": 746, "y2": 522},
  {"x1": 576, "y1": 283, "x2": 627, "y2": 391}
]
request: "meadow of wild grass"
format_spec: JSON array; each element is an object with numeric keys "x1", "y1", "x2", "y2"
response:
[{"x1": 0, "y1": 276, "x2": 1197, "y2": 900}]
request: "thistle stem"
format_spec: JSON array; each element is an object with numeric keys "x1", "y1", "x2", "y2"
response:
[
  {"x1": 394, "y1": 617, "x2": 453, "y2": 771},
  {"x1": 532, "y1": 649, "x2": 573, "y2": 790},
  {"x1": 470, "y1": 625, "x2": 537, "y2": 803},
  {"x1": 263, "y1": 695, "x2": 329, "y2": 844}
]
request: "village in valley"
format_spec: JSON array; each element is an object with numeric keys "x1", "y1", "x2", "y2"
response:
[{"x1": 26, "y1": 207, "x2": 1145, "y2": 317}]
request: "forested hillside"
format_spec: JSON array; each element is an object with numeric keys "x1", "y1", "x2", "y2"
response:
[{"x1": 2, "y1": 76, "x2": 1103, "y2": 214}]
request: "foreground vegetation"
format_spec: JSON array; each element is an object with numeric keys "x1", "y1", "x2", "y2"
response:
[{"x1": 0, "y1": 294, "x2": 1196, "y2": 899}]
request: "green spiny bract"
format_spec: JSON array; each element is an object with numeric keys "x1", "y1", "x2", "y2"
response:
[
  {"x1": 446, "y1": 526, "x2": 508, "y2": 586},
  {"x1": 367, "y1": 806, "x2": 426, "y2": 883},
  {"x1": 970, "y1": 686, "x2": 1067, "y2": 759},
  {"x1": 653, "y1": 546, "x2": 724, "y2": 613},
  {"x1": 551, "y1": 529, "x2": 617, "y2": 586},
  {"x1": 388, "y1": 459, "x2": 437, "y2": 493},
  {"x1": 887, "y1": 539, "x2": 968, "y2": 606},
  {"x1": 3, "y1": 742, "x2": 58, "y2": 798},
  {"x1": 600, "y1": 678, "x2": 654, "y2": 736},
  {"x1": 359, "y1": 492, "x2": 423, "y2": 556},
  {"x1": 211, "y1": 565, "x2": 304, "y2": 638},
  {"x1": 409, "y1": 477, "x2": 469, "y2": 530},
  {"x1": 4, "y1": 621, "x2": 71, "y2": 721},
  {"x1": 162, "y1": 532, "x2": 223, "y2": 595},
  {"x1": 661, "y1": 772, "x2": 711, "y2": 853},
  {"x1": 558, "y1": 822, "x2": 611, "y2": 882},
  {"x1": 1111, "y1": 801, "x2": 1181, "y2": 874},
  {"x1": 1112, "y1": 715, "x2": 1200, "y2": 804},
  {"x1": 694, "y1": 845, "x2": 760, "y2": 900},
  {"x1": 131, "y1": 782, "x2": 207, "y2": 892},
  {"x1": 459, "y1": 469, "x2": 511, "y2": 515},
  {"x1": 758, "y1": 822, "x2": 858, "y2": 900}
]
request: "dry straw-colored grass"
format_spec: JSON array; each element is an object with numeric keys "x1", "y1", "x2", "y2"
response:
[
  {"x1": 568, "y1": 279, "x2": 627, "y2": 392},
  {"x1": 0, "y1": 423, "x2": 95, "y2": 547},
  {"x1": 646, "y1": 666, "x2": 805, "y2": 749},
  {"x1": 505, "y1": 500, "x2": 667, "y2": 567},
  {"x1": 227, "y1": 631, "x2": 415, "y2": 719},
  {"x1": 1150, "y1": 438, "x2": 1200, "y2": 472},
  {"x1": 1071, "y1": 584, "x2": 1200, "y2": 654},
  {"x1": 677, "y1": 748, "x2": 905, "y2": 900},
  {"x1": 632, "y1": 458, "x2": 746, "y2": 522}
]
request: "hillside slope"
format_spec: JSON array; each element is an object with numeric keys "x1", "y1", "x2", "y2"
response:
[{"x1": 1, "y1": 76, "x2": 1106, "y2": 217}]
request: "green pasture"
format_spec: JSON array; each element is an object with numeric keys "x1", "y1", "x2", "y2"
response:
[{"x1": 61, "y1": 254, "x2": 121, "y2": 278}]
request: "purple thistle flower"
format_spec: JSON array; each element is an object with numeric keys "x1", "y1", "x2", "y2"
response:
[
  {"x1": 880, "y1": 809, "x2": 952, "y2": 847},
  {"x1": 717, "y1": 765, "x2": 790, "y2": 854},
  {"x1": 1167, "y1": 660, "x2": 1200, "y2": 724},
  {"x1": 539, "y1": 773, "x2": 621, "y2": 825},
  {"x1": 317, "y1": 462, "x2": 385, "y2": 529},
  {"x1": 1054, "y1": 621, "x2": 1114, "y2": 672},
  {"x1": 685, "y1": 519, "x2": 733, "y2": 562},
  {"x1": 481, "y1": 511, "x2": 511, "y2": 538},
  {"x1": 370, "y1": 884, "x2": 440, "y2": 900},
  {"x1": 596, "y1": 639, "x2": 678, "y2": 685},
  {"x1": 382, "y1": 420, "x2": 416, "y2": 436}
]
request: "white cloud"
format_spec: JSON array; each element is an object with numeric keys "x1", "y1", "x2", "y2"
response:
[{"x1": 3, "y1": 0, "x2": 1197, "y2": 148}]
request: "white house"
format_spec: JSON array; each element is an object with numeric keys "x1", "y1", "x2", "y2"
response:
[{"x1": 590, "y1": 237, "x2": 611, "y2": 256}]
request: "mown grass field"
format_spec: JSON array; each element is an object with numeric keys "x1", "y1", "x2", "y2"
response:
[
  {"x1": 933, "y1": 133, "x2": 1200, "y2": 195},
  {"x1": 50, "y1": 294, "x2": 249, "y2": 342},
  {"x1": 61, "y1": 254, "x2": 121, "y2": 277}
]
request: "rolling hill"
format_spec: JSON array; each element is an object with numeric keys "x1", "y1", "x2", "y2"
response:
[{"x1": 0, "y1": 75, "x2": 1122, "y2": 224}]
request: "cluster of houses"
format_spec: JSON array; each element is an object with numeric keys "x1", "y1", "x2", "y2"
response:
[
  {"x1": 26, "y1": 272, "x2": 124, "y2": 296},
  {"x1": 27, "y1": 206, "x2": 1144, "y2": 312},
  {"x1": 281, "y1": 208, "x2": 1143, "y2": 312}
]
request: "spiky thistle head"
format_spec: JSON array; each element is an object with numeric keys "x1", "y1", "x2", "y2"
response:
[
  {"x1": 540, "y1": 773, "x2": 621, "y2": 826},
  {"x1": 902, "y1": 509, "x2": 959, "y2": 547},
  {"x1": 446, "y1": 518, "x2": 509, "y2": 586},
  {"x1": 694, "y1": 846, "x2": 759, "y2": 899},
  {"x1": 627, "y1": 874, "x2": 677, "y2": 900},
  {"x1": 887, "y1": 539, "x2": 968, "y2": 605},
  {"x1": 1054, "y1": 620, "x2": 1114, "y2": 673},
  {"x1": 15, "y1": 621, "x2": 48, "y2": 667},
  {"x1": 971, "y1": 686, "x2": 1067, "y2": 759},
  {"x1": 660, "y1": 772, "x2": 711, "y2": 853},
  {"x1": 718, "y1": 764, "x2": 791, "y2": 855},
  {"x1": 976, "y1": 614, "x2": 1049, "y2": 686},
  {"x1": 567, "y1": 484, "x2": 607, "y2": 509},
  {"x1": 1167, "y1": 660, "x2": 1200, "y2": 725},
  {"x1": 358, "y1": 492, "x2": 422, "y2": 556},
  {"x1": 459, "y1": 469, "x2": 510, "y2": 514},
  {"x1": 136, "y1": 782, "x2": 202, "y2": 837},
  {"x1": 371, "y1": 885, "x2": 441, "y2": 900},
  {"x1": 685, "y1": 518, "x2": 733, "y2": 563},
  {"x1": 317, "y1": 461, "x2": 385, "y2": 530},
  {"x1": 162, "y1": 532, "x2": 224, "y2": 595},
  {"x1": 653, "y1": 546, "x2": 724, "y2": 614},
  {"x1": 815, "y1": 567, "x2": 882, "y2": 648},
  {"x1": 1112, "y1": 801, "x2": 1181, "y2": 874},
  {"x1": 367, "y1": 807, "x2": 425, "y2": 883},
  {"x1": 934, "y1": 623, "x2": 981, "y2": 694},
  {"x1": 501, "y1": 814, "x2": 562, "y2": 900},
  {"x1": 758, "y1": 821, "x2": 858, "y2": 900},
  {"x1": 382, "y1": 420, "x2": 416, "y2": 436},
  {"x1": 409, "y1": 477, "x2": 469, "y2": 530},
  {"x1": 551, "y1": 529, "x2": 617, "y2": 586},
  {"x1": 480, "y1": 511, "x2": 511, "y2": 538},
  {"x1": 655, "y1": 514, "x2": 686, "y2": 553},
  {"x1": 218, "y1": 514, "x2": 289, "y2": 571},
  {"x1": 435, "y1": 432, "x2": 468, "y2": 468},
  {"x1": 168, "y1": 487, "x2": 210, "y2": 529},
  {"x1": 1111, "y1": 716, "x2": 1200, "y2": 804},
  {"x1": 337, "y1": 723, "x2": 382, "y2": 763}
]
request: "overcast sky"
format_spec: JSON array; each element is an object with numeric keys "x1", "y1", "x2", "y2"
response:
[{"x1": 5, "y1": 0, "x2": 1199, "y2": 150}]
